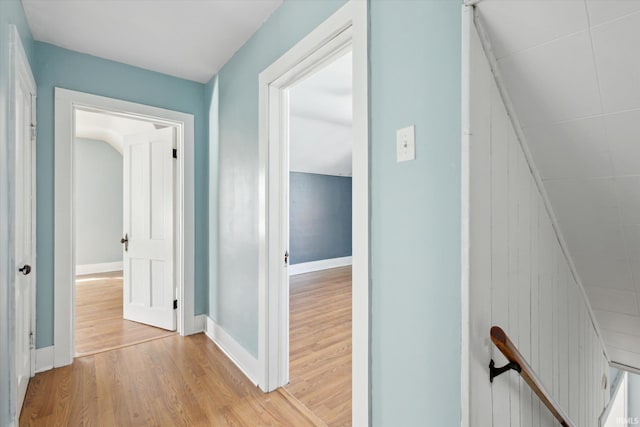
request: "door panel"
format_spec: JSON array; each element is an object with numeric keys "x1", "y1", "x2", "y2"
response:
[
  {"x1": 14, "y1": 72, "x2": 34, "y2": 415},
  {"x1": 123, "y1": 127, "x2": 175, "y2": 331}
]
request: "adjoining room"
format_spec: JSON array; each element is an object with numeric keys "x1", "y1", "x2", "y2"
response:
[
  {"x1": 74, "y1": 109, "x2": 176, "y2": 356},
  {"x1": 285, "y1": 51, "x2": 353, "y2": 426}
]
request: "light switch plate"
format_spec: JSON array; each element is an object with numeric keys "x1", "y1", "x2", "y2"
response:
[{"x1": 396, "y1": 125, "x2": 415, "y2": 162}]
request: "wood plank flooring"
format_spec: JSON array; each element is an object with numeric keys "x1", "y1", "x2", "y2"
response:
[
  {"x1": 75, "y1": 272, "x2": 174, "y2": 356},
  {"x1": 285, "y1": 266, "x2": 352, "y2": 427},
  {"x1": 20, "y1": 267, "x2": 351, "y2": 426},
  {"x1": 20, "y1": 334, "x2": 321, "y2": 427}
]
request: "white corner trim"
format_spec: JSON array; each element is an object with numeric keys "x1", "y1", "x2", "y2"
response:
[
  {"x1": 205, "y1": 317, "x2": 259, "y2": 386},
  {"x1": 193, "y1": 314, "x2": 206, "y2": 333},
  {"x1": 35, "y1": 346, "x2": 54, "y2": 373},
  {"x1": 76, "y1": 261, "x2": 123, "y2": 275},
  {"x1": 289, "y1": 256, "x2": 352, "y2": 276}
]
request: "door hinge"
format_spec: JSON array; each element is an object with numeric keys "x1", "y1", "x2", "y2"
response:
[
  {"x1": 30, "y1": 124, "x2": 36, "y2": 141},
  {"x1": 29, "y1": 331, "x2": 34, "y2": 349},
  {"x1": 172, "y1": 148, "x2": 177, "y2": 159},
  {"x1": 173, "y1": 299, "x2": 178, "y2": 310}
]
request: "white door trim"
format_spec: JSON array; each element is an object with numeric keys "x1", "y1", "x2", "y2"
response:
[
  {"x1": 8, "y1": 24, "x2": 37, "y2": 425},
  {"x1": 257, "y1": 1, "x2": 369, "y2": 425},
  {"x1": 53, "y1": 88, "x2": 196, "y2": 367}
]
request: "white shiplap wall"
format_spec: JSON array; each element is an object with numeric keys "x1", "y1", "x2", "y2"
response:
[{"x1": 464, "y1": 16, "x2": 610, "y2": 427}]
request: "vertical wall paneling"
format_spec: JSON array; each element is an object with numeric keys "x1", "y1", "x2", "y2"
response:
[
  {"x1": 489, "y1": 71, "x2": 510, "y2": 427},
  {"x1": 466, "y1": 17, "x2": 609, "y2": 426},
  {"x1": 517, "y1": 149, "x2": 532, "y2": 426},
  {"x1": 505, "y1": 87, "x2": 521, "y2": 427},
  {"x1": 530, "y1": 190, "x2": 541, "y2": 426}
]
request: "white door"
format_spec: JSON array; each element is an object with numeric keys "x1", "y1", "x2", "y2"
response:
[
  {"x1": 14, "y1": 71, "x2": 36, "y2": 414},
  {"x1": 122, "y1": 127, "x2": 176, "y2": 331}
]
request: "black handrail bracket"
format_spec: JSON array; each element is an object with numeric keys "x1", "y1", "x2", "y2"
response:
[{"x1": 489, "y1": 359, "x2": 522, "y2": 383}]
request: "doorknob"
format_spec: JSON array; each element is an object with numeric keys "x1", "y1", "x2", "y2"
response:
[
  {"x1": 120, "y1": 233, "x2": 129, "y2": 252},
  {"x1": 18, "y1": 264, "x2": 31, "y2": 275},
  {"x1": 284, "y1": 251, "x2": 289, "y2": 265}
]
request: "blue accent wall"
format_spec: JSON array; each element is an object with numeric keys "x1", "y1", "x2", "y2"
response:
[
  {"x1": 0, "y1": 0, "x2": 33, "y2": 422},
  {"x1": 33, "y1": 42, "x2": 209, "y2": 348},
  {"x1": 370, "y1": 1, "x2": 461, "y2": 424},
  {"x1": 289, "y1": 172, "x2": 352, "y2": 265}
]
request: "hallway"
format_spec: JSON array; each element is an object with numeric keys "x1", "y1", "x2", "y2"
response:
[{"x1": 20, "y1": 334, "x2": 320, "y2": 426}]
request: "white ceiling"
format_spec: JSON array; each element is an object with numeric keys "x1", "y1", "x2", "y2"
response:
[
  {"x1": 21, "y1": 0, "x2": 283, "y2": 83},
  {"x1": 289, "y1": 51, "x2": 352, "y2": 177},
  {"x1": 75, "y1": 109, "x2": 157, "y2": 153},
  {"x1": 477, "y1": 0, "x2": 640, "y2": 370}
]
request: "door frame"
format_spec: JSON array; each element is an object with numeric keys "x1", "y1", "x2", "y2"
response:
[
  {"x1": 53, "y1": 88, "x2": 196, "y2": 367},
  {"x1": 8, "y1": 24, "x2": 37, "y2": 423},
  {"x1": 257, "y1": 1, "x2": 368, "y2": 424}
]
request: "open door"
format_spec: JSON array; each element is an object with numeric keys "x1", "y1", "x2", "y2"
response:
[
  {"x1": 14, "y1": 69, "x2": 35, "y2": 417},
  {"x1": 12, "y1": 25, "x2": 37, "y2": 417},
  {"x1": 122, "y1": 127, "x2": 176, "y2": 331}
]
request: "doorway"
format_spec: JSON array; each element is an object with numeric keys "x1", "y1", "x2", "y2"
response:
[
  {"x1": 53, "y1": 88, "x2": 197, "y2": 367},
  {"x1": 257, "y1": 1, "x2": 368, "y2": 425},
  {"x1": 284, "y1": 51, "x2": 353, "y2": 425},
  {"x1": 73, "y1": 109, "x2": 177, "y2": 356}
]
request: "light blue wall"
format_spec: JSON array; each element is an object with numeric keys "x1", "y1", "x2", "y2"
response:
[
  {"x1": 0, "y1": 0, "x2": 33, "y2": 423},
  {"x1": 33, "y1": 42, "x2": 209, "y2": 348},
  {"x1": 74, "y1": 138, "x2": 123, "y2": 266},
  {"x1": 370, "y1": 2, "x2": 461, "y2": 424},
  {"x1": 209, "y1": 0, "x2": 347, "y2": 357},
  {"x1": 289, "y1": 172, "x2": 352, "y2": 265},
  {"x1": 211, "y1": 0, "x2": 462, "y2": 424}
]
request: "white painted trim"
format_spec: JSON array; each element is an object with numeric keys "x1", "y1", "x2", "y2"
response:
[
  {"x1": 75, "y1": 261, "x2": 123, "y2": 275},
  {"x1": 258, "y1": 1, "x2": 369, "y2": 425},
  {"x1": 54, "y1": 88, "x2": 196, "y2": 369},
  {"x1": 610, "y1": 361, "x2": 640, "y2": 377},
  {"x1": 34, "y1": 346, "x2": 54, "y2": 373},
  {"x1": 193, "y1": 314, "x2": 206, "y2": 333},
  {"x1": 204, "y1": 317, "x2": 259, "y2": 386},
  {"x1": 472, "y1": 10, "x2": 610, "y2": 361},
  {"x1": 289, "y1": 256, "x2": 352, "y2": 276},
  {"x1": 460, "y1": 6, "x2": 472, "y2": 427},
  {"x1": 599, "y1": 370, "x2": 627, "y2": 427}
]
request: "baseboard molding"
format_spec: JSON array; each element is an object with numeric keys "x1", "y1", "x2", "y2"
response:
[
  {"x1": 289, "y1": 256, "x2": 352, "y2": 275},
  {"x1": 204, "y1": 317, "x2": 259, "y2": 386},
  {"x1": 193, "y1": 314, "x2": 206, "y2": 333},
  {"x1": 35, "y1": 346, "x2": 54, "y2": 373},
  {"x1": 76, "y1": 261, "x2": 123, "y2": 275}
]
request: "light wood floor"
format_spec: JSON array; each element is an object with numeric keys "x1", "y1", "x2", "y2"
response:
[
  {"x1": 75, "y1": 271, "x2": 174, "y2": 356},
  {"x1": 20, "y1": 268, "x2": 351, "y2": 426},
  {"x1": 285, "y1": 266, "x2": 352, "y2": 427},
  {"x1": 20, "y1": 334, "x2": 321, "y2": 427}
]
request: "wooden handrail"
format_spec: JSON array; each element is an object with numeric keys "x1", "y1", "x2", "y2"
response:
[{"x1": 490, "y1": 326, "x2": 575, "y2": 427}]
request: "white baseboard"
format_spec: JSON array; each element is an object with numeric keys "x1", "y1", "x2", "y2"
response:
[
  {"x1": 205, "y1": 317, "x2": 259, "y2": 386},
  {"x1": 76, "y1": 261, "x2": 123, "y2": 275},
  {"x1": 35, "y1": 346, "x2": 54, "y2": 373},
  {"x1": 289, "y1": 256, "x2": 352, "y2": 275},
  {"x1": 193, "y1": 314, "x2": 206, "y2": 333}
]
